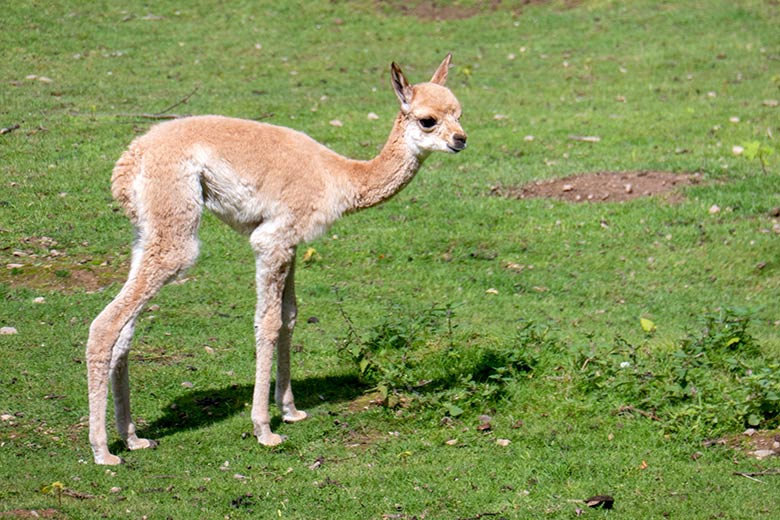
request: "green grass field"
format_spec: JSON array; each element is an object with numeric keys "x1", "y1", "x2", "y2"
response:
[{"x1": 2, "y1": 1, "x2": 780, "y2": 518}]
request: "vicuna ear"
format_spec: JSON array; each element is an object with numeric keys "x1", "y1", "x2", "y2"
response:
[
  {"x1": 391, "y1": 62, "x2": 413, "y2": 113},
  {"x1": 430, "y1": 53, "x2": 452, "y2": 85}
]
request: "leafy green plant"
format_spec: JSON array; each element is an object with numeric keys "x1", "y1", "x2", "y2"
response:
[
  {"x1": 338, "y1": 305, "x2": 557, "y2": 418},
  {"x1": 337, "y1": 302, "x2": 453, "y2": 393},
  {"x1": 577, "y1": 310, "x2": 780, "y2": 436},
  {"x1": 740, "y1": 140, "x2": 776, "y2": 175},
  {"x1": 41, "y1": 481, "x2": 64, "y2": 507}
]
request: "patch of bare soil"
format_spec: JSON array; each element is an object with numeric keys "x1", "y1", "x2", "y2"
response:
[
  {"x1": 707, "y1": 429, "x2": 780, "y2": 461},
  {"x1": 492, "y1": 171, "x2": 701, "y2": 203},
  {"x1": 380, "y1": 0, "x2": 580, "y2": 21},
  {"x1": 0, "y1": 510, "x2": 60, "y2": 519},
  {"x1": 379, "y1": 0, "x2": 498, "y2": 20},
  {"x1": 2, "y1": 263, "x2": 127, "y2": 293},
  {"x1": 376, "y1": 0, "x2": 523, "y2": 20},
  {"x1": 2, "y1": 238, "x2": 127, "y2": 293}
]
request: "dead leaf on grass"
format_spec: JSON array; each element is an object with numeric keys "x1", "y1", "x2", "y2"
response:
[{"x1": 584, "y1": 495, "x2": 614, "y2": 509}]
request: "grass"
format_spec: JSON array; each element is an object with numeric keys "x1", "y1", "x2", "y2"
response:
[{"x1": 2, "y1": 0, "x2": 780, "y2": 518}]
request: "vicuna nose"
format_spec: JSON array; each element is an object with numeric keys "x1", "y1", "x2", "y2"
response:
[{"x1": 451, "y1": 134, "x2": 467, "y2": 151}]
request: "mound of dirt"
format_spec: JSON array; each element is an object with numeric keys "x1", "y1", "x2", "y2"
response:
[
  {"x1": 492, "y1": 171, "x2": 701, "y2": 203},
  {"x1": 380, "y1": 0, "x2": 578, "y2": 20}
]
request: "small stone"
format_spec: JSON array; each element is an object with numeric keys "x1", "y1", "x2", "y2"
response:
[
  {"x1": 752, "y1": 449, "x2": 775, "y2": 460},
  {"x1": 0, "y1": 327, "x2": 18, "y2": 335},
  {"x1": 445, "y1": 439, "x2": 458, "y2": 446},
  {"x1": 496, "y1": 439, "x2": 511, "y2": 447},
  {"x1": 367, "y1": 112, "x2": 379, "y2": 121},
  {"x1": 562, "y1": 184, "x2": 574, "y2": 192},
  {"x1": 329, "y1": 119, "x2": 343, "y2": 127},
  {"x1": 709, "y1": 204, "x2": 721, "y2": 214},
  {"x1": 33, "y1": 297, "x2": 46, "y2": 304},
  {"x1": 110, "y1": 486, "x2": 122, "y2": 493}
]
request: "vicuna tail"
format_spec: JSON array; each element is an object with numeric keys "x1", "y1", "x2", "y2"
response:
[{"x1": 111, "y1": 142, "x2": 143, "y2": 223}]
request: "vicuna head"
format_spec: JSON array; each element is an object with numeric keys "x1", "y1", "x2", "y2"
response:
[{"x1": 391, "y1": 53, "x2": 467, "y2": 158}]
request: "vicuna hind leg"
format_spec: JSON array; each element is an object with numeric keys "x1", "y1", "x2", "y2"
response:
[
  {"x1": 111, "y1": 318, "x2": 157, "y2": 451},
  {"x1": 87, "y1": 266, "x2": 166, "y2": 465},
  {"x1": 88, "y1": 160, "x2": 202, "y2": 463},
  {"x1": 88, "y1": 238, "x2": 198, "y2": 464}
]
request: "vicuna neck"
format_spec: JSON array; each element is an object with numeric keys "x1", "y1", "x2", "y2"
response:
[{"x1": 347, "y1": 113, "x2": 427, "y2": 211}]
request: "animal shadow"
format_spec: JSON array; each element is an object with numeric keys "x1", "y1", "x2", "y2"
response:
[{"x1": 136, "y1": 372, "x2": 366, "y2": 444}]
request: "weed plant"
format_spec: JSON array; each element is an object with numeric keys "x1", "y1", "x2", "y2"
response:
[{"x1": 340, "y1": 305, "x2": 780, "y2": 439}]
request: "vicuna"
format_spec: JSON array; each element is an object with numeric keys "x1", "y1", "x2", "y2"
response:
[{"x1": 87, "y1": 54, "x2": 466, "y2": 464}]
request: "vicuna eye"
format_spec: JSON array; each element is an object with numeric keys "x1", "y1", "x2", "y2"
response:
[{"x1": 419, "y1": 117, "x2": 437, "y2": 130}]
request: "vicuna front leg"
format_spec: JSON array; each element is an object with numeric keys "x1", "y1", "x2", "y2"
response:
[
  {"x1": 275, "y1": 257, "x2": 307, "y2": 424},
  {"x1": 250, "y1": 231, "x2": 306, "y2": 446}
]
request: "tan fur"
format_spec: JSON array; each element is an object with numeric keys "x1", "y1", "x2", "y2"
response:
[{"x1": 86, "y1": 54, "x2": 466, "y2": 464}]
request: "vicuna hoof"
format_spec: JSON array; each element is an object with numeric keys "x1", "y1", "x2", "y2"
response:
[
  {"x1": 258, "y1": 432, "x2": 286, "y2": 446},
  {"x1": 128, "y1": 437, "x2": 158, "y2": 451},
  {"x1": 95, "y1": 453, "x2": 124, "y2": 466},
  {"x1": 282, "y1": 410, "x2": 308, "y2": 423}
]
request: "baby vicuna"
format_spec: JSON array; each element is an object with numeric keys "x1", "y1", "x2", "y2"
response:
[{"x1": 87, "y1": 54, "x2": 466, "y2": 464}]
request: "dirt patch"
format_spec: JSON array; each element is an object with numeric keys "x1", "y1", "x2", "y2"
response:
[
  {"x1": 380, "y1": 0, "x2": 579, "y2": 21},
  {"x1": 0, "y1": 509, "x2": 60, "y2": 519},
  {"x1": 2, "y1": 235, "x2": 128, "y2": 293},
  {"x1": 492, "y1": 171, "x2": 701, "y2": 203},
  {"x1": 2, "y1": 256, "x2": 127, "y2": 293},
  {"x1": 347, "y1": 391, "x2": 385, "y2": 413},
  {"x1": 708, "y1": 429, "x2": 780, "y2": 460},
  {"x1": 379, "y1": 0, "x2": 500, "y2": 20}
]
